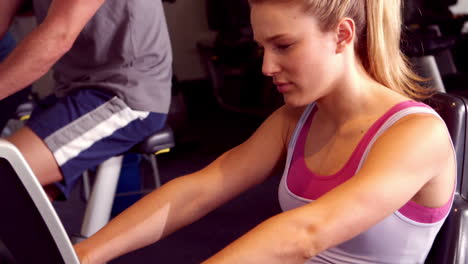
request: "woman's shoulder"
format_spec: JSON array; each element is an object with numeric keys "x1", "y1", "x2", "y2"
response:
[{"x1": 372, "y1": 96, "x2": 449, "y2": 150}]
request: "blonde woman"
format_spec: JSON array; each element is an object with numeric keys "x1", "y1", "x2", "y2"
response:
[{"x1": 76, "y1": 0, "x2": 456, "y2": 263}]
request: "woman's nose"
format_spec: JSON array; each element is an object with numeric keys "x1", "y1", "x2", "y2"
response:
[{"x1": 261, "y1": 51, "x2": 280, "y2": 76}]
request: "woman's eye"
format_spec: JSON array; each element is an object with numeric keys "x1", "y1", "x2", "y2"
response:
[{"x1": 275, "y1": 44, "x2": 292, "y2": 51}]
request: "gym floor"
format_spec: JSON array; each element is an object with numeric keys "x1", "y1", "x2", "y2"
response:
[{"x1": 52, "y1": 81, "x2": 284, "y2": 263}]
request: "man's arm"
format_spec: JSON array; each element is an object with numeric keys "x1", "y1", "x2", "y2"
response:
[
  {"x1": 0, "y1": 0, "x2": 105, "y2": 100},
  {"x1": 0, "y1": 0, "x2": 24, "y2": 38}
]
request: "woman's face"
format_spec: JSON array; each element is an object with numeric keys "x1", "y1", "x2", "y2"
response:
[{"x1": 251, "y1": 2, "x2": 341, "y2": 106}]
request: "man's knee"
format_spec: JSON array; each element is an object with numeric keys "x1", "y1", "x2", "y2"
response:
[{"x1": 6, "y1": 126, "x2": 63, "y2": 186}]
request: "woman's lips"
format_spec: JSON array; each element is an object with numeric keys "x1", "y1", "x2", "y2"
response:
[{"x1": 275, "y1": 82, "x2": 292, "y2": 93}]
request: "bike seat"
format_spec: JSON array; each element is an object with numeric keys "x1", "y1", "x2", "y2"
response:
[{"x1": 131, "y1": 126, "x2": 175, "y2": 155}]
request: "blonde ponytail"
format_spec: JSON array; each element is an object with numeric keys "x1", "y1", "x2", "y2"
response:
[{"x1": 364, "y1": 0, "x2": 431, "y2": 99}]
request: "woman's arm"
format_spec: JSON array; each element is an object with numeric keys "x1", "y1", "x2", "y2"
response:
[
  {"x1": 75, "y1": 105, "x2": 304, "y2": 264},
  {"x1": 202, "y1": 113, "x2": 456, "y2": 264}
]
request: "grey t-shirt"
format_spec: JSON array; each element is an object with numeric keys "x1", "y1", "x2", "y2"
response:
[{"x1": 32, "y1": 0, "x2": 172, "y2": 114}]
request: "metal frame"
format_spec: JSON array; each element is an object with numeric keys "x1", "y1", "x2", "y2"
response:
[{"x1": 0, "y1": 139, "x2": 79, "y2": 263}]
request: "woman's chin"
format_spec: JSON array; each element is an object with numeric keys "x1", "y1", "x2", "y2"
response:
[{"x1": 283, "y1": 95, "x2": 307, "y2": 107}]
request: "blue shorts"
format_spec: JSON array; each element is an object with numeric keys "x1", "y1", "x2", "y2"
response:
[{"x1": 27, "y1": 89, "x2": 167, "y2": 198}]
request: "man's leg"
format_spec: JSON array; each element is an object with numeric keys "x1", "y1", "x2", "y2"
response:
[
  {"x1": 6, "y1": 126, "x2": 63, "y2": 185},
  {"x1": 6, "y1": 88, "x2": 167, "y2": 201}
]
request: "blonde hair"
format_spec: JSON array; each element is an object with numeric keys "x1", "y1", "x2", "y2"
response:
[{"x1": 249, "y1": 0, "x2": 432, "y2": 100}]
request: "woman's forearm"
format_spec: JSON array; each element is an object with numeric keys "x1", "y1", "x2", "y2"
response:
[
  {"x1": 74, "y1": 174, "x2": 217, "y2": 264},
  {"x1": 202, "y1": 211, "x2": 319, "y2": 264}
]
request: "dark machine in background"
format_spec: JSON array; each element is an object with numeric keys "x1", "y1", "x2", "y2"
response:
[
  {"x1": 402, "y1": 0, "x2": 468, "y2": 92},
  {"x1": 199, "y1": 0, "x2": 283, "y2": 118}
]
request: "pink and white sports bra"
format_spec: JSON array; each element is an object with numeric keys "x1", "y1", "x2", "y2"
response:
[{"x1": 278, "y1": 101, "x2": 456, "y2": 263}]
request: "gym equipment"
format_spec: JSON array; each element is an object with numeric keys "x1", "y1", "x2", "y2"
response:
[
  {"x1": 423, "y1": 92, "x2": 468, "y2": 264},
  {"x1": 75, "y1": 126, "x2": 175, "y2": 242},
  {"x1": 0, "y1": 139, "x2": 80, "y2": 263},
  {"x1": 402, "y1": 0, "x2": 468, "y2": 93},
  {"x1": 0, "y1": 126, "x2": 175, "y2": 263}
]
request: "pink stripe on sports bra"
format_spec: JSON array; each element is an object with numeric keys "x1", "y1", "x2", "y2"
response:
[{"x1": 286, "y1": 100, "x2": 453, "y2": 223}]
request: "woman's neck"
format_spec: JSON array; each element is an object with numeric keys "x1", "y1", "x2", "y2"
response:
[{"x1": 314, "y1": 64, "x2": 402, "y2": 129}]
